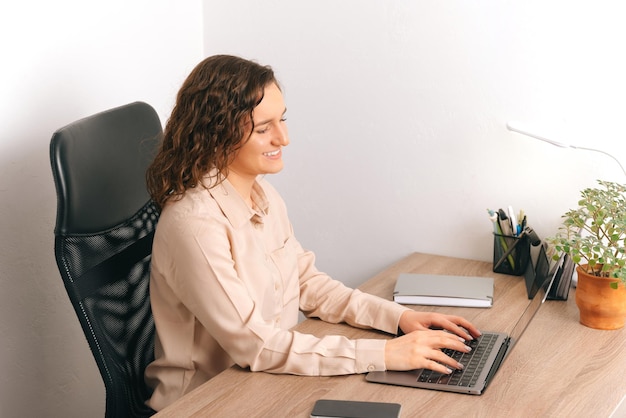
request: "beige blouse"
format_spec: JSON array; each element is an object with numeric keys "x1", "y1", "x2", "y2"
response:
[{"x1": 145, "y1": 176, "x2": 409, "y2": 411}]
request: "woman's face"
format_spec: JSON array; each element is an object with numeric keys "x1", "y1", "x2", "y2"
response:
[{"x1": 227, "y1": 82, "x2": 289, "y2": 181}]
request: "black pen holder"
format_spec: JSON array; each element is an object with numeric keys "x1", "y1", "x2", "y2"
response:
[{"x1": 492, "y1": 232, "x2": 531, "y2": 276}]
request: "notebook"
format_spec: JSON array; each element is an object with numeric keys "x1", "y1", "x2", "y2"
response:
[
  {"x1": 366, "y1": 243, "x2": 556, "y2": 395},
  {"x1": 393, "y1": 274, "x2": 494, "y2": 308}
]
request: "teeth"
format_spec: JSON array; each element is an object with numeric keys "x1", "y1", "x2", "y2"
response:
[{"x1": 264, "y1": 150, "x2": 280, "y2": 156}]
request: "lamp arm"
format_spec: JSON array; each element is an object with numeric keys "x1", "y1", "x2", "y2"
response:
[
  {"x1": 507, "y1": 121, "x2": 626, "y2": 178},
  {"x1": 573, "y1": 146, "x2": 626, "y2": 177}
]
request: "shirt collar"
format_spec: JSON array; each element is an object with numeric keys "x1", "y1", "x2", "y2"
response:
[{"x1": 206, "y1": 174, "x2": 269, "y2": 228}]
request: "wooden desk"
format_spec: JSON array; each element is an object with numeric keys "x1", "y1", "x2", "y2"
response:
[{"x1": 155, "y1": 253, "x2": 626, "y2": 418}]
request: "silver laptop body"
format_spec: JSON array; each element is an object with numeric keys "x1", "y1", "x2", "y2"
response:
[{"x1": 366, "y1": 243, "x2": 556, "y2": 395}]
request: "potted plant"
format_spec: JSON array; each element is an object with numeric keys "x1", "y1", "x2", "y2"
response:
[{"x1": 548, "y1": 180, "x2": 626, "y2": 330}]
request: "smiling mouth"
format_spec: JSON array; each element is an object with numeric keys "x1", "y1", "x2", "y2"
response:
[{"x1": 263, "y1": 150, "x2": 280, "y2": 157}]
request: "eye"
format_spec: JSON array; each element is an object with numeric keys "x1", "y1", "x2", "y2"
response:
[{"x1": 256, "y1": 125, "x2": 270, "y2": 134}]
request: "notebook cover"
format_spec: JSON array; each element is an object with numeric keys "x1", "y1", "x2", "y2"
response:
[{"x1": 393, "y1": 273, "x2": 494, "y2": 307}]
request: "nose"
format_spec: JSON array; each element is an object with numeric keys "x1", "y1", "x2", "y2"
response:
[{"x1": 274, "y1": 122, "x2": 289, "y2": 146}]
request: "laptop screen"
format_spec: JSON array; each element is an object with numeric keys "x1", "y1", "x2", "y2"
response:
[{"x1": 508, "y1": 243, "x2": 555, "y2": 347}]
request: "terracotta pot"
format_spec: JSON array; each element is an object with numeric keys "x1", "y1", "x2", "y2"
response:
[{"x1": 575, "y1": 265, "x2": 626, "y2": 330}]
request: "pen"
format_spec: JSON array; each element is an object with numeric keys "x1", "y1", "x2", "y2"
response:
[
  {"x1": 487, "y1": 209, "x2": 499, "y2": 233},
  {"x1": 497, "y1": 209, "x2": 514, "y2": 237},
  {"x1": 508, "y1": 206, "x2": 518, "y2": 236},
  {"x1": 488, "y1": 209, "x2": 516, "y2": 269}
]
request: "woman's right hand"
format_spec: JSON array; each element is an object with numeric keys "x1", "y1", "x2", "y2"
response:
[{"x1": 384, "y1": 329, "x2": 472, "y2": 374}]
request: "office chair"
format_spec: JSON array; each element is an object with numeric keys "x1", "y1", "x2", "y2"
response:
[{"x1": 50, "y1": 102, "x2": 162, "y2": 418}]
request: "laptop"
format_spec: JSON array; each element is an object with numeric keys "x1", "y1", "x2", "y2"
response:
[{"x1": 366, "y1": 243, "x2": 556, "y2": 395}]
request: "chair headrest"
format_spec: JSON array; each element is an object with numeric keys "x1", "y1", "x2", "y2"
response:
[{"x1": 50, "y1": 101, "x2": 162, "y2": 235}]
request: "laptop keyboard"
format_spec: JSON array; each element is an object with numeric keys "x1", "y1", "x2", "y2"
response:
[{"x1": 416, "y1": 333, "x2": 498, "y2": 387}]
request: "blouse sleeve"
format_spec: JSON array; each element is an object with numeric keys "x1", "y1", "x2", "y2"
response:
[{"x1": 295, "y1": 239, "x2": 410, "y2": 335}]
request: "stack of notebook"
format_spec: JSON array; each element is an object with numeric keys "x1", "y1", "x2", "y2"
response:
[
  {"x1": 547, "y1": 254, "x2": 575, "y2": 300},
  {"x1": 393, "y1": 274, "x2": 494, "y2": 308}
]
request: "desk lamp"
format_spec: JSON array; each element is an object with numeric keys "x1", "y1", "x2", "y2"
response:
[{"x1": 506, "y1": 121, "x2": 626, "y2": 177}]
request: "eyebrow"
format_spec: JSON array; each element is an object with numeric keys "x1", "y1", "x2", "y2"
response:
[{"x1": 254, "y1": 107, "x2": 287, "y2": 127}]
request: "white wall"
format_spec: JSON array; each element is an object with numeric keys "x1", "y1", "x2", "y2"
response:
[
  {"x1": 0, "y1": 1, "x2": 202, "y2": 417},
  {"x1": 204, "y1": 1, "x2": 626, "y2": 289},
  {"x1": 3, "y1": 1, "x2": 626, "y2": 417}
]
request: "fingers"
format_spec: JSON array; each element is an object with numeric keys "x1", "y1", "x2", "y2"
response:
[
  {"x1": 448, "y1": 322, "x2": 478, "y2": 342},
  {"x1": 432, "y1": 314, "x2": 482, "y2": 341},
  {"x1": 452, "y1": 317, "x2": 482, "y2": 339},
  {"x1": 430, "y1": 332, "x2": 471, "y2": 371},
  {"x1": 423, "y1": 350, "x2": 464, "y2": 374},
  {"x1": 384, "y1": 329, "x2": 472, "y2": 373},
  {"x1": 398, "y1": 311, "x2": 482, "y2": 341}
]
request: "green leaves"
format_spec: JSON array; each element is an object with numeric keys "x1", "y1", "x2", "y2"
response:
[{"x1": 547, "y1": 180, "x2": 626, "y2": 284}]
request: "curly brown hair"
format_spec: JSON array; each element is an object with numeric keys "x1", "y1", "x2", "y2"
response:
[{"x1": 146, "y1": 55, "x2": 278, "y2": 210}]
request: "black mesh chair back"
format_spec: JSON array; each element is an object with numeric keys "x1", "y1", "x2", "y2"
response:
[{"x1": 50, "y1": 102, "x2": 162, "y2": 418}]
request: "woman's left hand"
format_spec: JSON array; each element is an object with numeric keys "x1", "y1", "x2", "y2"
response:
[{"x1": 398, "y1": 310, "x2": 482, "y2": 341}]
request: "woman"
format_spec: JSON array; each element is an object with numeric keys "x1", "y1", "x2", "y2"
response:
[{"x1": 144, "y1": 54, "x2": 481, "y2": 411}]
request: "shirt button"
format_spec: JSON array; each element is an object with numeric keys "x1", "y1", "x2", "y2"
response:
[{"x1": 367, "y1": 364, "x2": 376, "y2": 372}]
